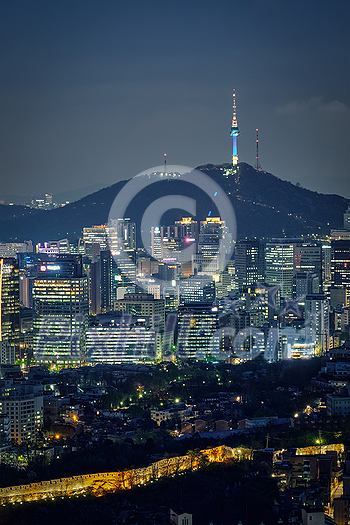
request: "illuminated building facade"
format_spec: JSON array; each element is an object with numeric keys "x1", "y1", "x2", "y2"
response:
[
  {"x1": 163, "y1": 284, "x2": 179, "y2": 312},
  {"x1": 235, "y1": 240, "x2": 265, "y2": 291},
  {"x1": 33, "y1": 256, "x2": 89, "y2": 367},
  {"x1": 83, "y1": 225, "x2": 108, "y2": 251},
  {"x1": 0, "y1": 241, "x2": 33, "y2": 258},
  {"x1": 265, "y1": 241, "x2": 295, "y2": 298},
  {"x1": 114, "y1": 293, "x2": 165, "y2": 332},
  {"x1": 157, "y1": 261, "x2": 181, "y2": 282},
  {"x1": 305, "y1": 293, "x2": 329, "y2": 354},
  {"x1": 292, "y1": 272, "x2": 319, "y2": 300},
  {"x1": 331, "y1": 240, "x2": 350, "y2": 303},
  {"x1": 86, "y1": 322, "x2": 157, "y2": 364},
  {"x1": 100, "y1": 250, "x2": 111, "y2": 312},
  {"x1": 0, "y1": 340, "x2": 15, "y2": 365},
  {"x1": 138, "y1": 257, "x2": 159, "y2": 276},
  {"x1": 322, "y1": 243, "x2": 332, "y2": 284},
  {"x1": 195, "y1": 217, "x2": 229, "y2": 275},
  {"x1": 179, "y1": 276, "x2": 215, "y2": 305},
  {"x1": 174, "y1": 217, "x2": 198, "y2": 239},
  {"x1": 112, "y1": 250, "x2": 136, "y2": 289},
  {"x1": 0, "y1": 258, "x2": 20, "y2": 354},
  {"x1": 151, "y1": 227, "x2": 163, "y2": 260},
  {"x1": 293, "y1": 243, "x2": 322, "y2": 290},
  {"x1": 177, "y1": 303, "x2": 220, "y2": 360},
  {"x1": 277, "y1": 327, "x2": 316, "y2": 360},
  {"x1": 107, "y1": 219, "x2": 136, "y2": 252},
  {"x1": 0, "y1": 379, "x2": 43, "y2": 444}
]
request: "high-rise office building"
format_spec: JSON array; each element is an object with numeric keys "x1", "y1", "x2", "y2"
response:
[
  {"x1": 177, "y1": 303, "x2": 220, "y2": 360},
  {"x1": 292, "y1": 272, "x2": 319, "y2": 299},
  {"x1": 179, "y1": 276, "x2": 215, "y2": 305},
  {"x1": 0, "y1": 241, "x2": 33, "y2": 258},
  {"x1": 157, "y1": 261, "x2": 181, "y2": 282},
  {"x1": 265, "y1": 241, "x2": 295, "y2": 298},
  {"x1": 305, "y1": 293, "x2": 330, "y2": 354},
  {"x1": 322, "y1": 243, "x2": 332, "y2": 285},
  {"x1": 331, "y1": 240, "x2": 350, "y2": 293},
  {"x1": 163, "y1": 284, "x2": 180, "y2": 312},
  {"x1": 114, "y1": 293, "x2": 165, "y2": 357},
  {"x1": 138, "y1": 257, "x2": 159, "y2": 276},
  {"x1": 0, "y1": 340, "x2": 15, "y2": 365},
  {"x1": 151, "y1": 227, "x2": 163, "y2": 260},
  {"x1": 86, "y1": 318, "x2": 157, "y2": 364},
  {"x1": 235, "y1": 240, "x2": 265, "y2": 291},
  {"x1": 107, "y1": 219, "x2": 136, "y2": 253},
  {"x1": 114, "y1": 293, "x2": 165, "y2": 332},
  {"x1": 33, "y1": 256, "x2": 89, "y2": 367},
  {"x1": 100, "y1": 250, "x2": 112, "y2": 312},
  {"x1": 90, "y1": 256, "x2": 101, "y2": 315},
  {"x1": 112, "y1": 249, "x2": 136, "y2": 289},
  {"x1": 195, "y1": 217, "x2": 229, "y2": 274},
  {"x1": 293, "y1": 243, "x2": 322, "y2": 290},
  {"x1": 174, "y1": 217, "x2": 199, "y2": 239},
  {"x1": 0, "y1": 258, "x2": 20, "y2": 354},
  {"x1": 83, "y1": 225, "x2": 108, "y2": 251}
]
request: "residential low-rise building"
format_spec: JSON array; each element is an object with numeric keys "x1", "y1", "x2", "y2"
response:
[
  {"x1": 326, "y1": 385, "x2": 350, "y2": 416},
  {"x1": 151, "y1": 404, "x2": 192, "y2": 426},
  {"x1": 326, "y1": 361, "x2": 350, "y2": 377}
]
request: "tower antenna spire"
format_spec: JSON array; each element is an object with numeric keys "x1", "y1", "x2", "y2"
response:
[
  {"x1": 230, "y1": 89, "x2": 240, "y2": 166},
  {"x1": 255, "y1": 128, "x2": 261, "y2": 171},
  {"x1": 164, "y1": 153, "x2": 167, "y2": 174}
]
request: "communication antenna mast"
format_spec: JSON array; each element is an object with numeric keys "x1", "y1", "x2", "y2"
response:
[
  {"x1": 164, "y1": 153, "x2": 167, "y2": 174},
  {"x1": 255, "y1": 128, "x2": 262, "y2": 171}
]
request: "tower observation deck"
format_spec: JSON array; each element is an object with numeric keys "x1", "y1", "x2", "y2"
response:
[{"x1": 230, "y1": 90, "x2": 240, "y2": 166}]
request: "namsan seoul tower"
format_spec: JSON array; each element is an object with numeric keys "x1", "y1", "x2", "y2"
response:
[{"x1": 230, "y1": 90, "x2": 240, "y2": 166}]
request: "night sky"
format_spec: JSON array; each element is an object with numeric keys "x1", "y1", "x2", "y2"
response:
[{"x1": 1, "y1": 0, "x2": 349, "y2": 199}]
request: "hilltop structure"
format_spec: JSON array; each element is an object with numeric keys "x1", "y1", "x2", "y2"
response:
[{"x1": 230, "y1": 90, "x2": 240, "y2": 166}]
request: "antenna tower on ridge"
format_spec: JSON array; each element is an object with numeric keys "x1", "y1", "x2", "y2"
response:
[{"x1": 255, "y1": 128, "x2": 262, "y2": 171}]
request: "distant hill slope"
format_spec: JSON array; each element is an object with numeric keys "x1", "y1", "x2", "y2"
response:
[{"x1": 0, "y1": 163, "x2": 348, "y2": 244}]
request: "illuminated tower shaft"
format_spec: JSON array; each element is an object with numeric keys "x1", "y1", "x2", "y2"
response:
[{"x1": 230, "y1": 90, "x2": 240, "y2": 166}]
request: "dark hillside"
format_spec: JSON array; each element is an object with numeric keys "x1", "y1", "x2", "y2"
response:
[{"x1": 0, "y1": 163, "x2": 348, "y2": 244}]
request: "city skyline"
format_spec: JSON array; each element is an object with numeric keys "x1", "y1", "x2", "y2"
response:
[
  {"x1": 1, "y1": 3, "x2": 350, "y2": 519},
  {"x1": 0, "y1": 0, "x2": 349, "y2": 199}
]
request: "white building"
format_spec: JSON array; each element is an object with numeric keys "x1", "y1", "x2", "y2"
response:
[
  {"x1": 0, "y1": 340, "x2": 15, "y2": 365},
  {"x1": 326, "y1": 384, "x2": 350, "y2": 416},
  {"x1": 151, "y1": 404, "x2": 192, "y2": 426},
  {"x1": 86, "y1": 323, "x2": 158, "y2": 364},
  {"x1": 0, "y1": 379, "x2": 43, "y2": 444},
  {"x1": 305, "y1": 294, "x2": 329, "y2": 354}
]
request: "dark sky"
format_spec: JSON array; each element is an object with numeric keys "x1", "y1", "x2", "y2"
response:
[{"x1": 1, "y1": 0, "x2": 349, "y2": 198}]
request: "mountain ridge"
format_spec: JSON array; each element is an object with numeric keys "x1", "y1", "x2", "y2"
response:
[{"x1": 0, "y1": 163, "x2": 348, "y2": 245}]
